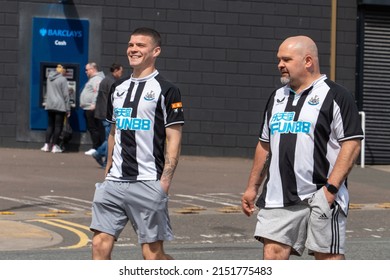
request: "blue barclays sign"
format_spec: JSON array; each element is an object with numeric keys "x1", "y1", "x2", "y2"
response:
[
  {"x1": 32, "y1": 17, "x2": 88, "y2": 55},
  {"x1": 30, "y1": 17, "x2": 90, "y2": 131}
]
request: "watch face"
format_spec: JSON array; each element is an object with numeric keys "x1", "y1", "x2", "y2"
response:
[{"x1": 326, "y1": 183, "x2": 338, "y2": 194}]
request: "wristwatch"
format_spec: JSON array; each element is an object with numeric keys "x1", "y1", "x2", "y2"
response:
[{"x1": 325, "y1": 182, "x2": 339, "y2": 194}]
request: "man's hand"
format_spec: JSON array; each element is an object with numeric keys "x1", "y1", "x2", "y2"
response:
[
  {"x1": 241, "y1": 141, "x2": 269, "y2": 217},
  {"x1": 323, "y1": 186, "x2": 337, "y2": 207},
  {"x1": 241, "y1": 187, "x2": 258, "y2": 216}
]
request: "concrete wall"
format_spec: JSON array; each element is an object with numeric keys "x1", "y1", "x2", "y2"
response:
[{"x1": 0, "y1": 0, "x2": 357, "y2": 157}]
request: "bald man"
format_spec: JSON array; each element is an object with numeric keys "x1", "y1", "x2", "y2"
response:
[{"x1": 241, "y1": 36, "x2": 363, "y2": 260}]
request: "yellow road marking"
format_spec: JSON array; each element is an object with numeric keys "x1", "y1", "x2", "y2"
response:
[
  {"x1": 376, "y1": 203, "x2": 390, "y2": 209},
  {"x1": 49, "y1": 210, "x2": 73, "y2": 214},
  {"x1": 0, "y1": 211, "x2": 15, "y2": 215},
  {"x1": 218, "y1": 206, "x2": 242, "y2": 213},
  {"x1": 33, "y1": 219, "x2": 90, "y2": 249},
  {"x1": 49, "y1": 219, "x2": 91, "y2": 231},
  {"x1": 36, "y1": 213, "x2": 58, "y2": 217}
]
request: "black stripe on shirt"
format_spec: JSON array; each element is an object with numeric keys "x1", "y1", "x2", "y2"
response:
[
  {"x1": 312, "y1": 92, "x2": 333, "y2": 187},
  {"x1": 153, "y1": 94, "x2": 165, "y2": 179},
  {"x1": 121, "y1": 81, "x2": 145, "y2": 179},
  {"x1": 279, "y1": 87, "x2": 311, "y2": 206}
]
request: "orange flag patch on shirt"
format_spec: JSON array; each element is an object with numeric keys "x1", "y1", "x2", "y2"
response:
[{"x1": 171, "y1": 102, "x2": 183, "y2": 109}]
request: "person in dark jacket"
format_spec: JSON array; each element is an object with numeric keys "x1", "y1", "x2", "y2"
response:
[
  {"x1": 41, "y1": 64, "x2": 70, "y2": 153},
  {"x1": 92, "y1": 63, "x2": 123, "y2": 167}
]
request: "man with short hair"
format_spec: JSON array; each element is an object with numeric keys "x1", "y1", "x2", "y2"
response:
[
  {"x1": 242, "y1": 36, "x2": 363, "y2": 260},
  {"x1": 90, "y1": 27, "x2": 184, "y2": 260},
  {"x1": 80, "y1": 62, "x2": 105, "y2": 155}
]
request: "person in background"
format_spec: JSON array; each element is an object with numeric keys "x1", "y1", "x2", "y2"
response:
[
  {"x1": 241, "y1": 36, "x2": 364, "y2": 260},
  {"x1": 80, "y1": 62, "x2": 105, "y2": 156},
  {"x1": 92, "y1": 63, "x2": 124, "y2": 168},
  {"x1": 41, "y1": 64, "x2": 70, "y2": 153},
  {"x1": 90, "y1": 27, "x2": 184, "y2": 260}
]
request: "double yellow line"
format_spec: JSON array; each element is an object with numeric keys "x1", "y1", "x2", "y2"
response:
[{"x1": 33, "y1": 219, "x2": 91, "y2": 249}]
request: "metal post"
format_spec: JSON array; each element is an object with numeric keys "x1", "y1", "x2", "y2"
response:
[
  {"x1": 359, "y1": 111, "x2": 365, "y2": 168},
  {"x1": 330, "y1": 0, "x2": 337, "y2": 81}
]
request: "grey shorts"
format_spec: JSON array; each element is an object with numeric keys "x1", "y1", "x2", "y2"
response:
[
  {"x1": 90, "y1": 180, "x2": 173, "y2": 244},
  {"x1": 254, "y1": 188, "x2": 347, "y2": 256}
]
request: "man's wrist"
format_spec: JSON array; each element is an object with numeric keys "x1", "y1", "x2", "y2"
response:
[{"x1": 325, "y1": 182, "x2": 339, "y2": 194}]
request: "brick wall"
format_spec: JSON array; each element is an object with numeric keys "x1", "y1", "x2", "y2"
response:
[
  {"x1": 0, "y1": 0, "x2": 357, "y2": 157},
  {"x1": 0, "y1": 1, "x2": 18, "y2": 146}
]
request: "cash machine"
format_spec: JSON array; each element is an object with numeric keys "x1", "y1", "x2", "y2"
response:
[
  {"x1": 30, "y1": 17, "x2": 89, "y2": 132},
  {"x1": 40, "y1": 63, "x2": 78, "y2": 109}
]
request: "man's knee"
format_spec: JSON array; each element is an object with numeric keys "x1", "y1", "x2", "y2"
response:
[
  {"x1": 92, "y1": 231, "x2": 115, "y2": 260},
  {"x1": 263, "y1": 238, "x2": 291, "y2": 260}
]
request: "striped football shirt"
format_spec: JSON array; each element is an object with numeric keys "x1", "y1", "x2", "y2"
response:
[
  {"x1": 256, "y1": 75, "x2": 364, "y2": 214},
  {"x1": 106, "y1": 70, "x2": 184, "y2": 181}
]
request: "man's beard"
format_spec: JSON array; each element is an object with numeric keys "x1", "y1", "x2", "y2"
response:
[{"x1": 280, "y1": 76, "x2": 290, "y2": 85}]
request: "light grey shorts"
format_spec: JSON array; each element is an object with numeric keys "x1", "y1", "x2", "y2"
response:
[
  {"x1": 90, "y1": 180, "x2": 173, "y2": 244},
  {"x1": 254, "y1": 188, "x2": 347, "y2": 256}
]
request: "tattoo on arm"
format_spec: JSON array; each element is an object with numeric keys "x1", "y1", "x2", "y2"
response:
[
  {"x1": 162, "y1": 154, "x2": 179, "y2": 182},
  {"x1": 260, "y1": 153, "x2": 270, "y2": 177}
]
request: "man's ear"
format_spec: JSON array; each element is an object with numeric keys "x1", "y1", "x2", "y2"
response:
[
  {"x1": 305, "y1": 55, "x2": 314, "y2": 69},
  {"x1": 153, "y1": 46, "x2": 161, "y2": 58}
]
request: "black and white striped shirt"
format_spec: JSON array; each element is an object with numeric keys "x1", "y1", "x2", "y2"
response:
[
  {"x1": 106, "y1": 70, "x2": 184, "y2": 181},
  {"x1": 256, "y1": 75, "x2": 364, "y2": 214}
]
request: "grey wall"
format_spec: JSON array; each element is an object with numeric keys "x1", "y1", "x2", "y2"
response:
[{"x1": 0, "y1": 0, "x2": 357, "y2": 157}]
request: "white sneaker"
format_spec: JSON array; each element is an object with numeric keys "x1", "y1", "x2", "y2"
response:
[
  {"x1": 51, "y1": 145, "x2": 63, "y2": 153},
  {"x1": 84, "y1": 148, "x2": 96, "y2": 156},
  {"x1": 40, "y1": 143, "x2": 50, "y2": 152}
]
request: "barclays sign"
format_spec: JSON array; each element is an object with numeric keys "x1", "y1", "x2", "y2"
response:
[
  {"x1": 39, "y1": 28, "x2": 83, "y2": 38},
  {"x1": 32, "y1": 17, "x2": 88, "y2": 52},
  {"x1": 30, "y1": 17, "x2": 89, "y2": 130}
]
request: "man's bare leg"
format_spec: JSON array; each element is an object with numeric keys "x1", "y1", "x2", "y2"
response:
[
  {"x1": 92, "y1": 231, "x2": 115, "y2": 260},
  {"x1": 263, "y1": 238, "x2": 291, "y2": 260},
  {"x1": 142, "y1": 240, "x2": 173, "y2": 260}
]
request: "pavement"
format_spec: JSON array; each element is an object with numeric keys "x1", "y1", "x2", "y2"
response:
[{"x1": 0, "y1": 147, "x2": 390, "y2": 253}]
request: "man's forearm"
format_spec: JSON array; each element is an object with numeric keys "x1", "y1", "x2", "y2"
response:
[
  {"x1": 327, "y1": 139, "x2": 361, "y2": 187},
  {"x1": 161, "y1": 153, "x2": 179, "y2": 185},
  {"x1": 160, "y1": 125, "x2": 182, "y2": 189}
]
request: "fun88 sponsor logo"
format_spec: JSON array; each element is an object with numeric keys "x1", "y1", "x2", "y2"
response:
[
  {"x1": 114, "y1": 108, "x2": 151, "y2": 131},
  {"x1": 270, "y1": 112, "x2": 311, "y2": 135}
]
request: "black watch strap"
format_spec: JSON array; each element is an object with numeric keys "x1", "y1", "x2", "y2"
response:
[{"x1": 325, "y1": 182, "x2": 338, "y2": 194}]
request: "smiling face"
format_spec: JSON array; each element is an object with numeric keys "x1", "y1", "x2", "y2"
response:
[{"x1": 127, "y1": 34, "x2": 161, "y2": 78}]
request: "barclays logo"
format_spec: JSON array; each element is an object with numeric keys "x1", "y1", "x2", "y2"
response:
[
  {"x1": 39, "y1": 27, "x2": 83, "y2": 38},
  {"x1": 40, "y1": 28, "x2": 47, "y2": 36}
]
